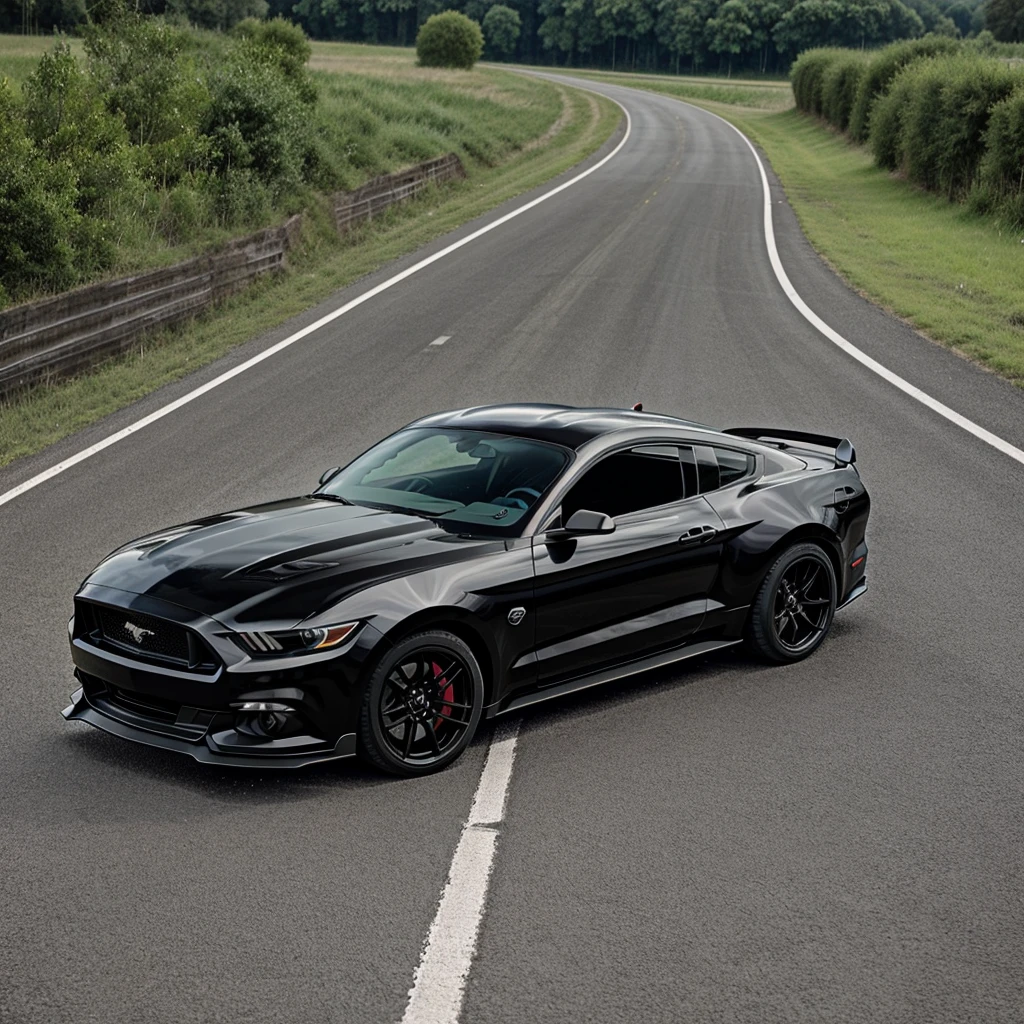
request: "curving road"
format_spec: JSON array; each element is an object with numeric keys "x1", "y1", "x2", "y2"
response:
[{"x1": 2, "y1": 74, "x2": 1023, "y2": 1024}]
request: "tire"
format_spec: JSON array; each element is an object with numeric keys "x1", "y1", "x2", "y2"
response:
[
  {"x1": 358, "y1": 630, "x2": 485, "y2": 776},
  {"x1": 745, "y1": 542, "x2": 837, "y2": 663}
]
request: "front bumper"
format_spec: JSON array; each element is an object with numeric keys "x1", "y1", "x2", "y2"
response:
[
  {"x1": 63, "y1": 684, "x2": 356, "y2": 768},
  {"x1": 63, "y1": 584, "x2": 384, "y2": 768}
]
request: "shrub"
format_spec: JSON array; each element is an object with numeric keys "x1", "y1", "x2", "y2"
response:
[
  {"x1": 205, "y1": 50, "x2": 310, "y2": 194},
  {"x1": 790, "y1": 49, "x2": 845, "y2": 117},
  {"x1": 85, "y1": 15, "x2": 209, "y2": 150},
  {"x1": 232, "y1": 16, "x2": 316, "y2": 103},
  {"x1": 156, "y1": 179, "x2": 212, "y2": 242},
  {"x1": 898, "y1": 54, "x2": 1018, "y2": 197},
  {"x1": 416, "y1": 11, "x2": 484, "y2": 70},
  {"x1": 848, "y1": 35, "x2": 960, "y2": 143},
  {"x1": 482, "y1": 5, "x2": 521, "y2": 58},
  {"x1": 209, "y1": 167, "x2": 273, "y2": 228},
  {"x1": 820, "y1": 51, "x2": 869, "y2": 132},
  {"x1": 0, "y1": 79, "x2": 81, "y2": 297},
  {"x1": 22, "y1": 40, "x2": 141, "y2": 218}
]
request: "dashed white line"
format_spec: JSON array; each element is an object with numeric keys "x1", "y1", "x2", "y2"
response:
[
  {"x1": 429, "y1": 335, "x2": 451, "y2": 347},
  {"x1": 399, "y1": 720, "x2": 521, "y2": 1024},
  {"x1": 0, "y1": 104, "x2": 632, "y2": 511}
]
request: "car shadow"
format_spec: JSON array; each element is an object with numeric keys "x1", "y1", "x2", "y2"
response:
[{"x1": 509, "y1": 615, "x2": 862, "y2": 729}]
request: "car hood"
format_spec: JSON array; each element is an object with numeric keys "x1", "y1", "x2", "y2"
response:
[{"x1": 83, "y1": 497, "x2": 502, "y2": 627}]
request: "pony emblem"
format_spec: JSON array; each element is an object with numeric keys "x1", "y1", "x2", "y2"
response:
[{"x1": 124, "y1": 621, "x2": 155, "y2": 644}]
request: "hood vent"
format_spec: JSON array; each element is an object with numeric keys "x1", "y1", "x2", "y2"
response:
[{"x1": 245, "y1": 559, "x2": 341, "y2": 581}]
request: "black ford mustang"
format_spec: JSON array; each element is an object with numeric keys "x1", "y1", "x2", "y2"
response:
[{"x1": 64, "y1": 404, "x2": 870, "y2": 776}]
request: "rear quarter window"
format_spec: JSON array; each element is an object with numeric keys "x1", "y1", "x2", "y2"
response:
[
  {"x1": 716, "y1": 448, "x2": 756, "y2": 486},
  {"x1": 695, "y1": 445, "x2": 757, "y2": 491}
]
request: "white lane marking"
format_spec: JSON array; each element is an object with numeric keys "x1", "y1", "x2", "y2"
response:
[
  {"x1": 429, "y1": 335, "x2": 451, "y2": 347},
  {"x1": 681, "y1": 98, "x2": 1024, "y2": 467},
  {"x1": 0, "y1": 105, "x2": 632, "y2": 511},
  {"x1": 400, "y1": 720, "x2": 521, "y2": 1024}
]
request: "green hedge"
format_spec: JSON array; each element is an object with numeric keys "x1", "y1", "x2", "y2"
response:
[
  {"x1": 873, "y1": 53, "x2": 1019, "y2": 199},
  {"x1": 791, "y1": 48, "x2": 846, "y2": 117},
  {"x1": 972, "y1": 85, "x2": 1024, "y2": 225},
  {"x1": 792, "y1": 40, "x2": 1024, "y2": 228},
  {"x1": 820, "y1": 51, "x2": 870, "y2": 133},
  {"x1": 848, "y1": 36, "x2": 960, "y2": 143}
]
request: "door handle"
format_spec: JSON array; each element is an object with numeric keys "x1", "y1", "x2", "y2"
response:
[{"x1": 679, "y1": 525, "x2": 718, "y2": 545}]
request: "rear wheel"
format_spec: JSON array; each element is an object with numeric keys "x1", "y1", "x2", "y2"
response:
[
  {"x1": 358, "y1": 630, "x2": 484, "y2": 776},
  {"x1": 746, "y1": 543, "x2": 837, "y2": 663}
]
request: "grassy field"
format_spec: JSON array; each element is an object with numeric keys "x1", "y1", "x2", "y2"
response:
[
  {"x1": 0, "y1": 42, "x2": 620, "y2": 467},
  {"x1": 545, "y1": 67, "x2": 794, "y2": 111},
  {"x1": 543, "y1": 65, "x2": 1023, "y2": 387}
]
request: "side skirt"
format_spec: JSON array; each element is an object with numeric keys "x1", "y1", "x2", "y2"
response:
[{"x1": 491, "y1": 638, "x2": 743, "y2": 718}]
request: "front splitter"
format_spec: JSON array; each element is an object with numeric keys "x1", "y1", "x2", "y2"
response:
[{"x1": 63, "y1": 689, "x2": 356, "y2": 769}]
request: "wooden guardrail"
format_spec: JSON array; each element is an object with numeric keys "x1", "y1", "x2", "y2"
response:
[
  {"x1": 334, "y1": 152, "x2": 465, "y2": 235},
  {"x1": 0, "y1": 153, "x2": 466, "y2": 401}
]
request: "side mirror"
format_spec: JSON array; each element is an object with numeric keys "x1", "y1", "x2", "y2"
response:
[
  {"x1": 319, "y1": 466, "x2": 341, "y2": 487},
  {"x1": 562, "y1": 509, "x2": 615, "y2": 534}
]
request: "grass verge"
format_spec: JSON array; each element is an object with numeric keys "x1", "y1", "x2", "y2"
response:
[
  {"x1": 0, "y1": 60, "x2": 619, "y2": 467},
  {"x1": 546, "y1": 66, "x2": 1023, "y2": 387},
  {"x1": 717, "y1": 107, "x2": 1024, "y2": 387}
]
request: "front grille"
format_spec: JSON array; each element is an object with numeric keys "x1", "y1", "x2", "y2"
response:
[{"x1": 95, "y1": 606, "x2": 191, "y2": 663}]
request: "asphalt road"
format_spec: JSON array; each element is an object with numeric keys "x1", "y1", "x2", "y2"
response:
[{"x1": 2, "y1": 74, "x2": 1023, "y2": 1024}]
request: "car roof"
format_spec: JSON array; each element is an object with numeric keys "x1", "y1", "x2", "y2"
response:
[{"x1": 410, "y1": 404, "x2": 718, "y2": 451}]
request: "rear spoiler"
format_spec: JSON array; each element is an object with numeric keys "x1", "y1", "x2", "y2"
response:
[{"x1": 723, "y1": 427, "x2": 856, "y2": 467}]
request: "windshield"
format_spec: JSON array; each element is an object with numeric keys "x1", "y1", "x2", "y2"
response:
[{"x1": 318, "y1": 428, "x2": 571, "y2": 533}]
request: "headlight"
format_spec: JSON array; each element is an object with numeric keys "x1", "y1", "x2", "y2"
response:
[{"x1": 235, "y1": 621, "x2": 359, "y2": 656}]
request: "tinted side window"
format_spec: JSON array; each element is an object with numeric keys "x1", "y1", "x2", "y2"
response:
[
  {"x1": 561, "y1": 446, "x2": 684, "y2": 521},
  {"x1": 715, "y1": 448, "x2": 756, "y2": 486},
  {"x1": 694, "y1": 445, "x2": 756, "y2": 492}
]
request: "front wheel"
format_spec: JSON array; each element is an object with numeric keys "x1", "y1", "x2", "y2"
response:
[
  {"x1": 358, "y1": 630, "x2": 484, "y2": 776},
  {"x1": 746, "y1": 543, "x2": 837, "y2": 663}
]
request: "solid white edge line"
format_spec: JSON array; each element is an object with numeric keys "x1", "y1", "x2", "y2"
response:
[
  {"x1": 0, "y1": 104, "x2": 632, "y2": 511},
  {"x1": 399, "y1": 720, "x2": 521, "y2": 1024},
  {"x1": 677, "y1": 97, "x2": 1024, "y2": 468}
]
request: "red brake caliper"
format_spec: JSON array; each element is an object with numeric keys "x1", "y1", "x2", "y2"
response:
[{"x1": 433, "y1": 661, "x2": 453, "y2": 730}]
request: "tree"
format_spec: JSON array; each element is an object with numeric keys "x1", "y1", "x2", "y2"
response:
[
  {"x1": 748, "y1": 0, "x2": 783, "y2": 72},
  {"x1": 984, "y1": 0, "x2": 1024, "y2": 41},
  {"x1": 656, "y1": 0, "x2": 705, "y2": 72},
  {"x1": 945, "y1": 1, "x2": 974, "y2": 36},
  {"x1": 483, "y1": 2, "x2": 522, "y2": 53},
  {"x1": 706, "y1": 0, "x2": 752, "y2": 75}
]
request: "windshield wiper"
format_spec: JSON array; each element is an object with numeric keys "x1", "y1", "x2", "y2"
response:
[
  {"x1": 309, "y1": 492, "x2": 354, "y2": 505},
  {"x1": 356, "y1": 500, "x2": 460, "y2": 520}
]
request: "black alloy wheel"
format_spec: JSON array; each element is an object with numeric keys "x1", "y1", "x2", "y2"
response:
[
  {"x1": 358, "y1": 630, "x2": 484, "y2": 776},
  {"x1": 746, "y1": 542, "x2": 837, "y2": 663}
]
